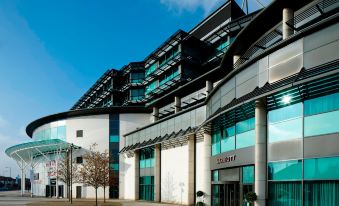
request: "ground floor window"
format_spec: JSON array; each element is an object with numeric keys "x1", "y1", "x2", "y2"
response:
[
  {"x1": 268, "y1": 181, "x2": 302, "y2": 206},
  {"x1": 304, "y1": 180, "x2": 339, "y2": 206},
  {"x1": 139, "y1": 176, "x2": 154, "y2": 201}
]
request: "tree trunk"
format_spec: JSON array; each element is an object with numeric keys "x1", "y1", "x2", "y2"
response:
[
  {"x1": 95, "y1": 188, "x2": 98, "y2": 206},
  {"x1": 104, "y1": 185, "x2": 106, "y2": 203}
]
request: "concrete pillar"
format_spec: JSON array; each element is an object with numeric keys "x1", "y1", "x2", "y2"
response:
[
  {"x1": 154, "y1": 144, "x2": 161, "y2": 202},
  {"x1": 188, "y1": 134, "x2": 195, "y2": 205},
  {"x1": 134, "y1": 150, "x2": 140, "y2": 200},
  {"x1": 206, "y1": 80, "x2": 213, "y2": 95},
  {"x1": 201, "y1": 132, "x2": 212, "y2": 206},
  {"x1": 152, "y1": 107, "x2": 159, "y2": 123},
  {"x1": 21, "y1": 169, "x2": 25, "y2": 196},
  {"x1": 283, "y1": 8, "x2": 294, "y2": 39},
  {"x1": 254, "y1": 98, "x2": 267, "y2": 206},
  {"x1": 175, "y1": 96, "x2": 181, "y2": 113}
]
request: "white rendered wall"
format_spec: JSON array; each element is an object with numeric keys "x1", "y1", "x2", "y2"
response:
[
  {"x1": 195, "y1": 141, "x2": 205, "y2": 203},
  {"x1": 66, "y1": 114, "x2": 109, "y2": 151},
  {"x1": 161, "y1": 145, "x2": 189, "y2": 205},
  {"x1": 119, "y1": 113, "x2": 150, "y2": 199}
]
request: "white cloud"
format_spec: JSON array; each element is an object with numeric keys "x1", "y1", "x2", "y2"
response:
[{"x1": 160, "y1": 0, "x2": 224, "y2": 16}]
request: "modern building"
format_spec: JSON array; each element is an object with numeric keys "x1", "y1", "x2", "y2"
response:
[{"x1": 5, "y1": 0, "x2": 339, "y2": 205}]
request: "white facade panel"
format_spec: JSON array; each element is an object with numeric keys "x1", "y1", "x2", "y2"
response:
[{"x1": 161, "y1": 145, "x2": 189, "y2": 204}]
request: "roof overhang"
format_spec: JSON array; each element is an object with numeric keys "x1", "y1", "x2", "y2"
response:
[{"x1": 5, "y1": 139, "x2": 80, "y2": 164}]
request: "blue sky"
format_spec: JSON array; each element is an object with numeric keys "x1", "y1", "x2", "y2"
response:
[{"x1": 0, "y1": 0, "x2": 268, "y2": 177}]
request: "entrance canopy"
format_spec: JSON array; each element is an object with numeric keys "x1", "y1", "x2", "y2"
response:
[{"x1": 5, "y1": 139, "x2": 80, "y2": 164}]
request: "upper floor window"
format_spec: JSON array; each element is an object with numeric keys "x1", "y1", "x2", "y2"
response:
[
  {"x1": 76, "y1": 130, "x2": 83, "y2": 138},
  {"x1": 76, "y1": 156, "x2": 83, "y2": 164},
  {"x1": 130, "y1": 72, "x2": 145, "y2": 83}
]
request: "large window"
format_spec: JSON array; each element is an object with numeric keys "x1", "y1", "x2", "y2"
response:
[
  {"x1": 139, "y1": 176, "x2": 154, "y2": 201},
  {"x1": 146, "y1": 63, "x2": 157, "y2": 77},
  {"x1": 130, "y1": 88, "x2": 145, "y2": 101},
  {"x1": 268, "y1": 160, "x2": 302, "y2": 206},
  {"x1": 139, "y1": 147, "x2": 155, "y2": 169},
  {"x1": 236, "y1": 118, "x2": 255, "y2": 149},
  {"x1": 304, "y1": 92, "x2": 339, "y2": 137},
  {"x1": 211, "y1": 115, "x2": 254, "y2": 156},
  {"x1": 158, "y1": 45, "x2": 179, "y2": 67},
  {"x1": 159, "y1": 68, "x2": 180, "y2": 86},
  {"x1": 130, "y1": 72, "x2": 145, "y2": 83},
  {"x1": 268, "y1": 103, "x2": 303, "y2": 143},
  {"x1": 304, "y1": 156, "x2": 339, "y2": 206},
  {"x1": 146, "y1": 81, "x2": 158, "y2": 95},
  {"x1": 33, "y1": 125, "x2": 66, "y2": 141}
]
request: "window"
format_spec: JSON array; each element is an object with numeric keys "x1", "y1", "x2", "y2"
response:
[
  {"x1": 158, "y1": 45, "x2": 179, "y2": 67},
  {"x1": 304, "y1": 92, "x2": 339, "y2": 137},
  {"x1": 139, "y1": 147, "x2": 155, "y2": 169},
  {"x1": 236, "y1": 118, "x2": 255, "y2": 149},
  {"x1": 268, "y1": 160, "x2": 302, "y2": 181},
  {"x1": 268, "y1": 160, "x2": 302, "y2": 206},
  {"x1": 212, "y1": 170, "x2": 219, "y2": 182},
  {"x1": 221, "y1": 126, "x2": 235, "y2": 153},
  {"x1": 268, "y1": 103, "x2": 303, "y2": 143},
  {"x1": 242, "y1": 166, "x2": 254, "y2": 184},
  {"x1": 130, "y1": 72, "x2": 145, "y2": 83},
  {"x1": 76, "y1": 130, "x2": 83, "y2": 138},
  {"x1": 130, "y1": 89, "x2": 145, "y2": 100},
  {"x1": 146, "y1": 81, "x2": 158, "y2": 95},
  {"x1": 146, "y1": 63, "x2": 157, "y2": 77},
  {"x1": 304, "y1": 156, "x2": 339, "y2": 180},
  {"x1": 76, "y1": 157, "x2": 83, "y2": 164},
  {"x1": 304, "y1": 156, "x2": 339, "y2": 205},
  {"x1": 110, "y1": 163, "x2": 119, "y2": 171},
  {"x1": 159, "y1": 68, "x2": 180, "y2": 86},
  {"x1": 139, "y1": 176, "x2": 154, "y2": 201}
]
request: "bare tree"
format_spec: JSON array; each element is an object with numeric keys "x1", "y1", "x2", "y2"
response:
[
  {"x1": 79, "y1": 144, "x2": 106, "y2": 206},
  {"x1": 57, "y1": 153, "x2": 79, "y2": 199},
  {"x1": 99, "y1": 151, "x2": 109, "y2": 203}
]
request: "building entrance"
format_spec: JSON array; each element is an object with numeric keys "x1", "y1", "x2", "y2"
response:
[{"x1": 212, "y1": 182, "x2": 240, "y2": 206}]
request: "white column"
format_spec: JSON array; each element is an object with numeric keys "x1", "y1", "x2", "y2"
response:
[
  {"x1": 56, "y1": 160, "x2": 59, "y2": 198},
  {"x1": 154, "y1": 144, "x2": 161, "y2": 202},
  {"x1": 188, "y1": 134, "x2": 195, "y2": 205},
  {"x1": 21, "y1": 169, "x2": 25, "y2": 196},
  {"x1": 283, "y1": 8, "x2": 294, "y2": 39},
  {"x1": 201, "y1": 132, "x2": 211, "y2": 206},
  {"x1": 152, "y1": 107, "x2": 159, "y2": 123},
  {"x1": 255, "y1": 99, "x2": 267, "y2": 206},
  {"x1": 134, "y1": 151, "x2": 140, "y2": 200},
  {"x1": 175, "y1": 96, "x2": 181, "y2": 113}
]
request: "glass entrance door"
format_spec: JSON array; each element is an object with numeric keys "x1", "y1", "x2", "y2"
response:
[{"x1": 212, "y1": 182, "x2": 240, "y2": 206}]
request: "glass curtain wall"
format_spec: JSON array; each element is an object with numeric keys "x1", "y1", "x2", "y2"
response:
[
  {"x1": 139, "y1": 147, "x2": 155, "y2": 201},
  {"x1": 268, "y1": 160, "x2": 302, "y2": 206},
  {"x1": 212, "y1": 109, "x2": 255, "y2": 156},
  {"x1": 109, "y1": 114, "x2": 119, "y2": 199}
]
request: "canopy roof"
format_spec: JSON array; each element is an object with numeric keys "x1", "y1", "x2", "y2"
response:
[{"x1": 5, "y1": 139, "x2": 80, "y2": 164}]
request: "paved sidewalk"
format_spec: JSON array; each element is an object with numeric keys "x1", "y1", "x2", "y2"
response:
[{"x1": 0, "y1": 191, "x2": 182, "y2": 206}]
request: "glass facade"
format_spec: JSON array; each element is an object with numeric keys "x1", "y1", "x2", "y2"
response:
[
  {"x1": 139, "y1": 147, "x2": 155, "y2": 168},
  {"x1": 109, "y1": 114, "x2": 119, "y2": 199},
  {"x1": 146, "y1": 81, "x2": 158, "y2": 95},
  {"x1": 159, "y1": 68, "x2": 180, "y2": 86},
  {"x1": 139, "y1": 176, "x2": 154, "y2": 201},
  {"x1": 268, "y1": 103, "x2": 303, "y2": 143},
  {"x1": 130, "y1": 88, "x2": 145, "y2": 100},
  {"x1": 304, "y1": 92, "x2": 339, "y2": 137},
  {"x1": 33, "y1": 125, "x2": 66, "y2": 141},
  {"x1": 130, "y1": 72, "x2": 144, "y2": 83},
  {"x1": 268, "y1": 160, "x2": 302, "y2": 205},
  {"x1": 212, "y1": 117, "x2": 255, "y2": 156},
  {"x1": 159, "y1": 45, "x2": 179, "y2": 67}
]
